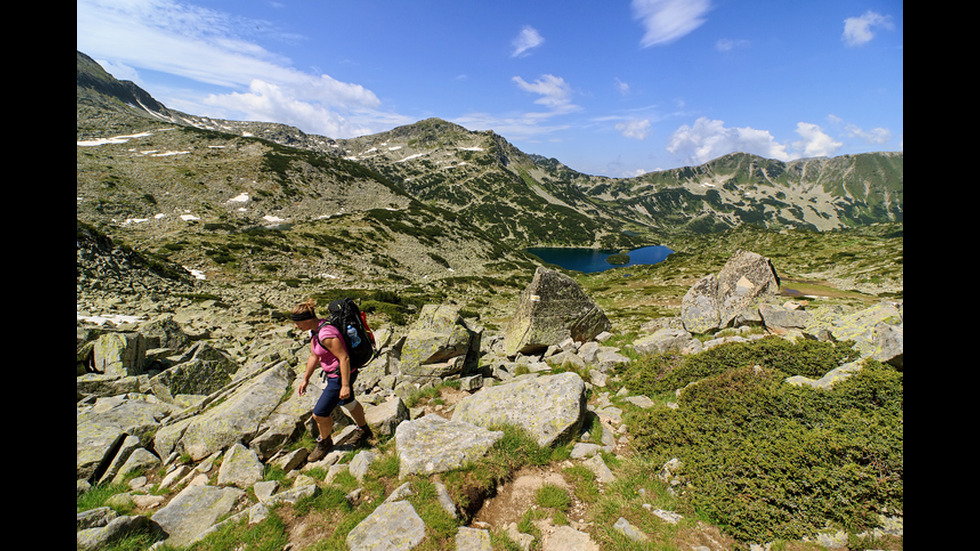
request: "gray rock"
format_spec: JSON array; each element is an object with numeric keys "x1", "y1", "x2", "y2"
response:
[
  {"x1": 96, "y1": 435, "x2": 141, "y2": 485},
  {"x1": 399, "y1": 305, "x2": 475, "y2": 380},
  {"x1": 456, "y1": 526, "x2": 492, "y2": 551},
  {"x1": 452, "y1": 372, "x2": 587, "y2": 448},
  {"x1": 504, "y1": 267, "x2": 612, "y2": 356},
  {"x1": 148, "y1": 342, "x2": 238, "y2": 400},
  {"x1": 871, "y1": 322, "x2": 903, "y2": 368},
  {"x1": 217, "y1": 443, "x2": 265, "y2": 489},
  {"x1": 583, "y1": 454, "x2": 616, "y2": 484},
  {"x1": 681, "y1": 250, "x2": 780, "y2": 333},
  {"x1": 92, "y1": 332, "x2": 147, "y2": 378},
  {"x1": 77, "y1": 514, "x2": 160, "y2": 551},
  {"x1": 613, "y1": 517, "x2": 649, "y2": 541},
  {"x1": 151, "y1": 484, "x2": 245, "y2": 548},
  {"x1": 346, "y1": 500, "x2": 426, "y2": 551},
  {"x1": 176, "y1": 363, "x2": 293, "y2": 461},
  {"x1": 364, "y1": 396, "x2": 411, "y2": 437},
  {"x1": 716, "y1": 250, "x2": 780, "y2": 326},
  {"x1": 760, "y1": 303, "x2": 811, "y2": 333},
  {"x1": 110, "y1": 448, "x2": 161, "y2": 484},
  {"x1": 349, "y1": 450, "x2": 378, "y2": 482},
  {"x1": 681, "y1": 274, "x2": 720, "y2": 334},
  {"x1": 633, "y1": 327, "x2": 700, "y2": 355},
  {"x1": 395, "y1": 414, "x2": 503, "y2": 476},
  {"x1": 543, "y1": 525, "x2": 600, "y2": 551}
]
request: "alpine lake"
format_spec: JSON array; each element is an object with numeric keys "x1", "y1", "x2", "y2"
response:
[{"x1": 525, "y1": 245, "x2": 674, "y2": 274}]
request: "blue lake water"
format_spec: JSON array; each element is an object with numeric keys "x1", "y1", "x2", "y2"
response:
[{"x1": 525, "y1": 245, "x2": 674, "y2": 273}]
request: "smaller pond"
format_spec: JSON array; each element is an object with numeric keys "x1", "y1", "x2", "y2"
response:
[{"x1": 525, "y1": 245, "x2": 674, "y2": 274}]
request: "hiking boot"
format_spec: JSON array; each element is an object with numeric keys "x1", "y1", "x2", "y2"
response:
[
  {"x1": 353, "y1": 424, "x2": 374, "y2": 445},
  {"x1": 308, "y1": 436, "x2": 333, "y2": 462}
]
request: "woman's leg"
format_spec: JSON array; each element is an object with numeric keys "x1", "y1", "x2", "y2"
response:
[
  {"x1": 312, "y1": 412, "x2": 334, "y2": 441},
  {"x1": 346, "y1": 400, "x2": 367, "y2": 427}
]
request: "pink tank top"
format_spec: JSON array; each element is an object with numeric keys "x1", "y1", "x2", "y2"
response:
[{"x1": 310, "y1": 321, "x2": 350, "y2": 377}]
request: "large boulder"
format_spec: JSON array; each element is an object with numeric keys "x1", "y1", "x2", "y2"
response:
[
  {"x1": 151, "y1": 484, "x2": 245, "y2": 548},
  {"x1": 681, "y1": 250, "x2": 780, "y2": 333},
  {"x1": 172, "y1": 362, "x2": 294, "y2": 461},
  {"x1": 452, "y1": 371, "x2": 587, "y2": 448},
  {"x1": 504, "y1": 268, "x2": 612, "y2": 357},
  {"x1": 399, "y1": 305, "x2": 478, "y2": 383},
  {"x1": 148, "y1": 342, "x2": 240, "y2": 401},
  {"x1": 395, "y1": 414, "x2": 503, "y2": 477},
  {"x1": 92, "y1": 332, "x2": 147, "y2": 378}
]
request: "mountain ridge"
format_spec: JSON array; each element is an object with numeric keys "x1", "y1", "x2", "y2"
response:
[{"x1": 76, "y1": 50, "x2": 902, "y2": 304}]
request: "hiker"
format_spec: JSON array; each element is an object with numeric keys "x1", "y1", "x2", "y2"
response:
[{"x1": 291, "y1": 299, "x2": 373, "y2": 461}]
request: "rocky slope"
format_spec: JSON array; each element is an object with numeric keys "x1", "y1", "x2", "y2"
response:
[
  {"x1": 77, "y1": 248, "x2": 902, "y2": 550},
  {"x1": 77, "y1": 49, "x2": 902, "y2": 550}
]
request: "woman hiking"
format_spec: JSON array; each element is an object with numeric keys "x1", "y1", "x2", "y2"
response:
[{"x1": 290, "y1": 299, "x2": 373, "y2": 461}]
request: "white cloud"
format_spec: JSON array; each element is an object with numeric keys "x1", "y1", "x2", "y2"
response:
[
  {"x1": 842, "y1": 11, "x2": 893, "y2": 47},
  {"x1": 512, "y1": 74, "x2": 579, "y2": 114},
  {"x1": 511, "y1": 25, "x2": 544, "y2": 57},
  {"x1": 792, "y1": 122, "x2": 842, "y2": 158},
  {"x1": 715, "y1": 38, "x2": 750, "y2": 53},
  {"x1": 631, "y1": 0, "x2": 711, "y2": 48},
  {"x1": 76, "y1": 0, "x2": 393, "y2": 138},
  {"x1": 667, "y1": 117, "x2": 849, "y2": 164},
  {"x1": 845, "y1": 124, "x2": 892, "y2": 145},
  {"x1": 616, "y1": 119, "x2": 651, "y2": 140},
  {"x1": 667, "y1": 117, "x2": 792, "y2": 164},
  {"x1": 204, "y1": 80, "x2": 379, "y2": 138},
  {"x1": 614, "y1": 78, "x2": 631, "y2": 95}
]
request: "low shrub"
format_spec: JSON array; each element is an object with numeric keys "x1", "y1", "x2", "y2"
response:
[{"x1": 626, "y1": 357, "x2": 903, "y2": 543}]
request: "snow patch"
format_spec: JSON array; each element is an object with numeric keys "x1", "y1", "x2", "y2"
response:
[
  {"x1": 77, "y1": 312, "x2": 144, "y2": 326},
  {"x1": 76, "y1": 131, "x2": 153, "y2": 146},
  {"x1": 396, "y1": 153, "x2": 426, "y2": 163}
]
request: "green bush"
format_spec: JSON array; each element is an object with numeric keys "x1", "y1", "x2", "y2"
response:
[
  {"x1": 627, "y1": 336, "x2": 862, "y2": 396},
  {"x1": 626, "y1": 359, "x2": 902, "y2": 543}
]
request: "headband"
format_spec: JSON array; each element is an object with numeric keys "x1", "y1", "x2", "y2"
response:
[{"x1": 289, "y1": 311, "x2": 316, "y2": 322}]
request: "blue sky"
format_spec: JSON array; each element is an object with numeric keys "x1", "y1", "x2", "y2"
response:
[{"x1": 77, "y1": 0, "x2": 902, "y2": 177}]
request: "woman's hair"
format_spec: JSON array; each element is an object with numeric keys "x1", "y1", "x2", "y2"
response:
[{"x1": 289, "y1": 299, "x2": 317, "y2": 321}]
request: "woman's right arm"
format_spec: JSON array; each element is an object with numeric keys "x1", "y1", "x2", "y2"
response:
[{"x1": 298, "y1": 352, "x2": 318, "y2": 396}]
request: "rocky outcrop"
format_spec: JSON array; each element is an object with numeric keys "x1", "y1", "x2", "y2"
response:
[
  {"x1": 504, "y1": 267, "x2": 612, "y2": 356},
  {"x1": 681, "y1": 249, "x2": 780, "y2": 333},
  {"x1": 398, "y1": 304, "x2": 480, "y2": 384}
]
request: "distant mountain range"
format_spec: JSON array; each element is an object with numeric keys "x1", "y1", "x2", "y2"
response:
[{"x1": 76, "y1": 50, "x2": 902, "y2": 290}]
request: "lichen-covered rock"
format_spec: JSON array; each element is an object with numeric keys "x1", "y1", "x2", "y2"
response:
[
  {"x1": 217, "y1": 443, "x2": 265, "y2": 489},
  {"x1": 633, "y1": 327, "x2": 701, "y2": 355},
  {"x1": 395, "y1": 414, "x2": 503, "y2": 476},
  {"x1": 504, "y1": 267, "x2": 611, "y2": 357},
  {"x1": 681, "y1": 250, "x2": 781, "y2": 333},
  {"x1": 346, "y1": 500, "x2": 425, "y2": 551},
  {"x1": 92, "y1": 332, "x2": 147, "y2": 377},
  {"x1": 399, "y1": 304, "x2": 475, "y2": 381},
  {"x1": 680, "y1": 274, "x2": 720, "y2": 334},
  {"x1": 364, "y1": 396, "x2": 410, "y2": 436},
  {"x1": 716, "y1": 250, "x2": 780, "y2": 326},
  {"x1": 151, "y1": 485, "x2": 245, "y2": 548},
  {"x1": 177, "y1": 363, "x2": 293, "y2": 461},
  {"x1": 452, "y1": 371, "x2": 586, "y2": 448}
]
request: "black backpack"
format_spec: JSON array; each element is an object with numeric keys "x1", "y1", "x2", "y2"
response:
[{"x1": 324, "y1": 298, "x2": 376, "y2": 370}]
